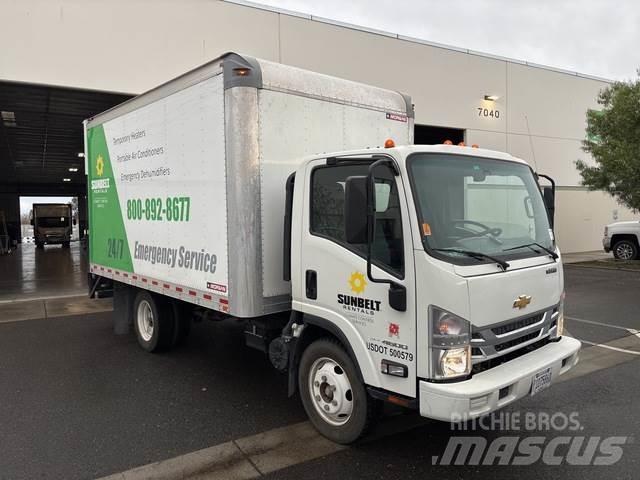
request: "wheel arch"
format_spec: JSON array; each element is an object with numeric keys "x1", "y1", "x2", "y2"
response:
[
  {"x1": 288, "y1": 313, "x2": 367, "y2": 397},
  {"x1": 611, "y1": 233, "x2": 640, "y2": 247}
]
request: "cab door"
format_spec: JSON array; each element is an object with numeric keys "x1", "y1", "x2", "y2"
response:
[{"x1": 295, "y1": 157, "x2": 417, "y2": 398}]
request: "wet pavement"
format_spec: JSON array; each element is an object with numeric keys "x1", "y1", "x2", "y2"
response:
[{"x1": 0, "y1": 241, "x2": 87, "y2": 302}]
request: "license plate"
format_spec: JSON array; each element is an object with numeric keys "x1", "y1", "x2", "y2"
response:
[{"x1": 530, "y1": 367, "x2": 552, "y2": 396}]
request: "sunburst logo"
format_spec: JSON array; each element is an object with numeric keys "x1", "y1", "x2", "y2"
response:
[
  {"x1": 96, "y1": 155, "x2": 105, "y2": 177},
  {"x1": 348, "y1": 271, "x2": 367, "y2": 295}
]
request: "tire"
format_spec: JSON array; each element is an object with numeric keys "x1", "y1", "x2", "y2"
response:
[
  {"x1": 133, "y1": 290, "x2": 175, "y2": 352},
  {"x1": 298, "y1": 338, "x2": 377, "y2": 444},
  {"x1": 612, "y1": 240, "x2": 638, "y2": 260}
]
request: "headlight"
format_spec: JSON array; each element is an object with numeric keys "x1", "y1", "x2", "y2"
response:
[
  {"x1": 429, "y1": 306, "x2": 471, "y2": 380},
  {"x1": 440, "y1": 348, "x2": 470, "y2": 377}
]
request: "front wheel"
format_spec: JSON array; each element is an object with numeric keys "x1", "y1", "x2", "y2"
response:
[
  {"x1": 298, "y1": 338, "x2": 377, "y2": 444},
  {"x1": 612, "y1": 240, "x2": 638, "y2": 260}
]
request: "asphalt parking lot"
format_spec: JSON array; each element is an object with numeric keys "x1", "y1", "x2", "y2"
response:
[{"x1": 0, "y1": 264, "x2": 638, "y2": 480}]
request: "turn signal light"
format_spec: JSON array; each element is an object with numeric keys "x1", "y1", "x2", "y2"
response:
[{"x1": 381, "y1": 359, "x2": 408, "y2": 377}]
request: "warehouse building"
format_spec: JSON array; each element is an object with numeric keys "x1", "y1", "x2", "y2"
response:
[{"x1": 0, "y1": 0, "x2": 635, "y2": 253}]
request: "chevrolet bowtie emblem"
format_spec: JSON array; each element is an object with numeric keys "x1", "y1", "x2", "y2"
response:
[{"x1": 513, "y1": 295, "x2": 532, "y2": 309}]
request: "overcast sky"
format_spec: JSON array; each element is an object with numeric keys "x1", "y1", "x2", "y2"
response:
[{"x1": 256, "y1": 0, "x2": 640, "y2": 81}]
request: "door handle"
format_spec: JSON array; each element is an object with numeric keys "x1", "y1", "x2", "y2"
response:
[{"x1": 306, "y1": 270, "x2": 317, "y2": 300}]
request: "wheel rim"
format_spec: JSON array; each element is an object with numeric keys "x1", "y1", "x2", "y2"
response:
[
  {"x1": 136, "y1": 300, "x2": 154, "y2": 342},
  {"x1": 616, "y1": 243, "x2": 635, "y2": 260},
  {"x1": 308, "y1": 356, "x2": 353, "y2": 426}
]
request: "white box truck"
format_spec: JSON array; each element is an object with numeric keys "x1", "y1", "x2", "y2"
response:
[
  {"x1": 85, "y1": 52, "x2": 580, "y2": 444},
  {"x1": 31, "y1": 203, "x2": 73, "y2": 248}
]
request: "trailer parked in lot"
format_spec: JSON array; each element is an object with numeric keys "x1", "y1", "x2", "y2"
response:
[{"x1": 85, "y1": 52, "x2": 580, "y2": 444}]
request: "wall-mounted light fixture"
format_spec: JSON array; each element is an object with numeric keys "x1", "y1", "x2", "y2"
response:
[{"x1": 484, "y1": 95, "x2": 500, "y2": 101}]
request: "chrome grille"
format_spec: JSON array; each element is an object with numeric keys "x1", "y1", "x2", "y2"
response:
[
  {"x1": 471, "y1": 306, "x2": 558, "y2": 368},
  {"x1": 491, "y1": 314, "x2": 544, "y2": 336}
]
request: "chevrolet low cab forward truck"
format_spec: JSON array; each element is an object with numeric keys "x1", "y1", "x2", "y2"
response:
[{"x1": 85, "y1": 53, "x2": 580, "y2": 444}]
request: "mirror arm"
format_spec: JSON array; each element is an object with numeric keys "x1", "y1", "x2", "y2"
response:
[
  {"x1": 364, "y1": 160, "x2": 407, "y2": 312},
  {"x1": 537, "y1": 173, "x2": 556, "y2": 196}
]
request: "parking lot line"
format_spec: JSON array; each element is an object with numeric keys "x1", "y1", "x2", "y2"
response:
[
  {"x1": 566, "y1": 315, "x2": 637, "y2": 332},
  {"x1": 578, "y1": 339, "x2": 640, "y2": 356}
]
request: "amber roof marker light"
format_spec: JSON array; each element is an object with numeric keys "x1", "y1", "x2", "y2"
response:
[{"x1": 384, "y1": 139, "x2": 395, "y2": 148}]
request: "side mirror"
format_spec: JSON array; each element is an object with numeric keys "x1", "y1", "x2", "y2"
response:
[
  {"x1": 542, "y1": 186, "x2": 555, "y2": 228},
  {"x1": 344, "y1": 175, "x2": 368, "y2": 244},
  {"x1": 388, "y1": 283, "x2": 407, "y2": 312}
]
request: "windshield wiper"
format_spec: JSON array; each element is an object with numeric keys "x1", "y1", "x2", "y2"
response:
[
  {"x1": 433, "y1": 248, "x2": 510, "y2": 271},
  {"x1": 503, "y1": 242, "x2": 558, "y2": 260}
]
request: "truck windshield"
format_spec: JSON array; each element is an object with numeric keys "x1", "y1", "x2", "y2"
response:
[{"x1": 407, "y1": 153, "x2": 553, "y2": 264}]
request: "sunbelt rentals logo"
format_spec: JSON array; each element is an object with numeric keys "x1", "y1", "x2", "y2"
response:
[
  {"x1": 96, "y1": 154, "x2": 105, "y2": 177},
  {"x1": 337, "y1": 271, "x2": 381, "y2": 315},
  {"x1": 91, "y1": 154, "x2": 110, "y2": 192},
  {"x1": 348, "y1": 271, "x2": 367, "y2": 294}
]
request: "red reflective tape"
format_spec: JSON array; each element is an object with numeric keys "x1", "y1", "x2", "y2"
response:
[
  {"x1": 203, "y1": 294, "x2": 212, "y2": 300},
  {"x1": 175, "y1": 287, "x2": 183, "y2": 292},
  {"x1": 220, "y1": 298, "x2": 229, "y2": 305},
  {"x1": 163, "y1": 284, "x2": 170, "y2": 289},
  {"x1": 107, "y1": 269, "x2": 112, "y2": 273},
  {"x1": 115, "y1": 271, "x2": 120, "y2": 275},
  {"x1": 123, "y1": 273, "x2": 129, "y2": 278},
  {"x1": 100, "y1": 267, "x2": 105, "y2": 271},
  {"x1": 188, "y1": 290, "x2": 196, "y2": 296},
  {"x1": 132, "y1": 275, "x2": 138, "y2": 280},
  {"x1": 152, "y1": 280, "x2": 158, "y2": 286},
  {"x1": 142, "y1": 278, "x2": 148, "y2": 283}
]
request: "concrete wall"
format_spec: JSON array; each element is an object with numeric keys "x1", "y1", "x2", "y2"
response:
[{"x1": 1, "y1": 0, "x2": 635, "y2": 252}]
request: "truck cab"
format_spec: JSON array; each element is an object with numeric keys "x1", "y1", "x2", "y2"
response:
[{"x1": 287, "y1": 143, "x2": 580, "y2": 442}]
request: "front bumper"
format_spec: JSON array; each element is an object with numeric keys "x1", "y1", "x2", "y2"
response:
[
  {"x1": 418, "y1": 336, "x2": 580, "y2": 421},
  {"x1": 603, "y1": 236, "x2": 611, "y2": 252}
]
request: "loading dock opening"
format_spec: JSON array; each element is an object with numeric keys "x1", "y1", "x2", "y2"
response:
[{"x1": 414, "y1": 124, "x2": 465, "y2": 145}]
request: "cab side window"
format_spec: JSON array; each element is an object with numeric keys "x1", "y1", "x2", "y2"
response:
[{"x1": 310, "y1": 163, "x2": 404, "y2": 277}]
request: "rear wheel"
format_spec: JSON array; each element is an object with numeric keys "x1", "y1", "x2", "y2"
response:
[
  {"x1": 612, "y1": 240, "x2": 638, "y2": 260},
  {"x1": 298, "y1": 338, "x2": 376, "y2": 444},
  {"x1": 133, "y1": 290, "x2": 175, "y2": 352}
]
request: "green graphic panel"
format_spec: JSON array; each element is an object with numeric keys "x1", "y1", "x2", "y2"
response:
[{"x1": 87, "y1": 125, "x2": 134, "y2": 272}]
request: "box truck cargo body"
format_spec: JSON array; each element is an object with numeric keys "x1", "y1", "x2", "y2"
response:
[
  {"x1": 86, "y1": 53, "x2": 413, "y2": 318},
  {"x1": 86, "y1": 53, "x2": 580, "y2": 444}
]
